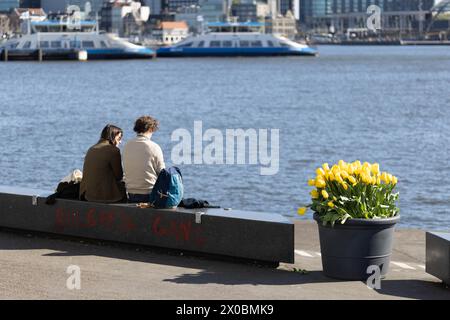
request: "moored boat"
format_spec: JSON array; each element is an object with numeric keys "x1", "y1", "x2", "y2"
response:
[
  {"x1": 0, "y1": 19, "x2": 155, "y2": 61},
  {"x1": 157, "y1": 22, "x2": 318, "y2": 58}
]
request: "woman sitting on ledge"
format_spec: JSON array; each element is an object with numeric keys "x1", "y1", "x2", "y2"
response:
[{"x1": 79, "y1": 124, "x2": 126, "y2": 203}]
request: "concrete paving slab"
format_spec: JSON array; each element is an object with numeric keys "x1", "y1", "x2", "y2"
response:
[{"x1": 0, "y1": 221, "x2": 449, "y2": 300}]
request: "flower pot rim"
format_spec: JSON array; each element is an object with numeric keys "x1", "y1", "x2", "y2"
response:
[{"x1": 313, "y1": 212, "x2": 400, "y2": 226}]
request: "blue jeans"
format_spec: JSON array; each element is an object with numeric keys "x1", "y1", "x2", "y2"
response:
[{"x1": 128, "y1": 193, "x2": 150, "y2": 203}]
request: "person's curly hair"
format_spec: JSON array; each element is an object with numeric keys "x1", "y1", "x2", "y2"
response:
[{"x1": 133, "y1": 116, "x2": 159, "y2": 134}]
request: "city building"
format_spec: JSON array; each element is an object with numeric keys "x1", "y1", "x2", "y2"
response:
[
  {"x1": 143, "y1": 0, "x2": 162, "y2": 15},
  {"x1": 198, "y1": 0, "x2": 225, "y2": 23},
  {"x1": 265, "y1": 9, "x2": 296, "y2": 38},
  {"x1": 256, "y1": 1, "x2": 270, "y2": 18},
  {"x1": 100, "y1": 0, "x2": 150, "y2": 36},
  {"x1": 152, "y1": 20, "x2": 188, "y2": 44},
  {"x1": 231, "y1": 3, "x2": 257, "y2": 22},
  {"x1": 299, "y1": 0, "x2": 450, "y2": 37},
  {"x1": 0, "y1": 0, "x2": 20, "y2": 12},
  {"x1": 9, "y1": 7, "x2": 46, "y2": 33},
  {"x1": 0, "y1": 13, "x2": 10, "y2": 34},
  {"x1": 279, "y1": 0, "x2": 291, "y2": 15},
  {"x1": 164, "y1": 0, "x2": 199, "y2": 13},
  {"x1": 40, "y1": 0, "x2": 105, "y2": 14},
  {"x1": 19, "y1": 0, "x2": 41, "y2": 8},
  {"x1": 174, "y1": 4, "x2": 201, "y2": 32}
]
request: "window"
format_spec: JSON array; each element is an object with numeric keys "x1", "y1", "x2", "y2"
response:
[
  {"x1": 279, "y1": 41, "x2": 290, "y2": 47},
  {"x1": 82, "y1": 41, "x2": 95, "y2": 48},
  {"x1": 251, "y1": 41, "x2": 262, "y2": 47},
  {"x1": 39, "y1": 41, "x2": 49, "y2": 48},
  {"x1": 239, "y1": 41, "x2": 249, "y2": 47},
  {"x1": 267, "y1": 40, "x2": 274, "y2": 47},
  {"x1": 70, "y1": 41, "x2": 81, "y2": 48},
  {"x1": 51, "y1": 41, "x2": 61, "y2": 49},
  {"x1": 197, "y1": 41, "x2": 204, "y2": 48},
  {"x1": 177, "y1": 42, "x2": 192, "y2": 48},
  {"x1": 100, "y1": 41, "x2": 108, "y2": 48},
  {"x1": 222, "y1": 41, "x2": 233, "y2": 47},
  {"x1": 22, "y1": 41, "x2": 31, "y2": 49},
  {"x1": 209, "y1": 41, "x2": 221, "y2": 47}
]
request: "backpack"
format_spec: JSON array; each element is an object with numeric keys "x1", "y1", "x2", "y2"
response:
[
  {"x1": 149, "y1": 167, "x2": 184, "y2": 208},
  {"x1": 45, "y1": 182, "x2": 81, "y2": 205}
]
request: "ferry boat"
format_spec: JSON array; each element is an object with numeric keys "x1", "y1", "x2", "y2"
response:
[
  {"x1": 157, "y1": 22, "x2": 318, "y2": 58},
  {"x1": 0, "y1": 19, "x2": 155, "y2": 61}
]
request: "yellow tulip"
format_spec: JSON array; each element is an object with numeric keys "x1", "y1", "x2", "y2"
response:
[
  {"x1": 353, "y1": 160, "x2": 362, "y2": 168},
  {"x1": 348, "y1": 176, "x2": 356, "y2": 185},
  {"x1": 341, "y1": 171, "x2": 349, "y2": 179},
  {"x1": 328, "y1": 172, "x2": 335, "y2": 181},
  {"x1": 387, "y1": 174, "x2": 393, "y2": 184},
  {"x1": 381, "y1": 172, "x2": 388, "y2": 183},
  {"x1": 321, "y1": 190, "x2": 329, "y2": 199},
  {"x1": 316, "y1": 168, "x2": 325, "y2": 177},
  {"x1": 322, "y1": 163, "x2": 330, "y2": 172},
  {"x1": 308, "y1": 179, "x2": 315, "y2": 186},
  {"x1": 310, "y1": 189, "x2": 319, "y2": 199},
  {"x1": 328, "y1": 201, "x2": 335, "y2": 208},
  {"x1": 376, "y1": 177, "x2": 381, "y2": 185},
  {"x1": 342, "y1": 183, "x2": 348, "y2": 190},
  {"x1": 392, "y1": 176, "x2": 398, "y2": 185},
  {"x1": 315, "y1": 179, "x2": 326, "y2": 188},
  {"x1": 348, "y1": 164, "x2": 354, "y2": 175},
  {"x1": 338, "y1": 160, "x2": 346, "y2": 167},
  {"x1": 372, "y1": 163, "x2": 380, "y2": 175},
  {"x1": 297, "y1": 207, "x2": 307, "y2": 216}
]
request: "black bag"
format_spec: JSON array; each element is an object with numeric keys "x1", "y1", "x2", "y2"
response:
[
  {"x1": 45, "y1": 182, "x2": 80, "y2": 205},
  {"x1": 179, "y1": 198, "x2": 220, "y2": 209}
]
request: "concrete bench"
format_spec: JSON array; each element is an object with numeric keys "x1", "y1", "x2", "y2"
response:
[
  {"x1": 426, "y1": 231, "x2": 450, "y2": 285},
  {"x1": 0, "y1": 186, "x2": 294, "y2": 266}
]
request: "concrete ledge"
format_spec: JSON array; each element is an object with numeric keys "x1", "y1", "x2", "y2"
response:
[
  {"x1": 0, "y1": 186, "x2": 294, "y2": 265},
  {"x1": 426, "y1": 231, "x2": 450, "y2": 285}
]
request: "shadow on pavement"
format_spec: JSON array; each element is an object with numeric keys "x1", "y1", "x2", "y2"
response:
[
  {"x1": 375, "y1": 279, "x2": 450, "y2": 300},
  {"x1": 0, "y1": 228, "x2": 341, "y2": 286}
]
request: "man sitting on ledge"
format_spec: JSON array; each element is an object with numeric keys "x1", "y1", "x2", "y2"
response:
[{"x1": 123, "y1": 116, "x2": 166, "y2": 203}]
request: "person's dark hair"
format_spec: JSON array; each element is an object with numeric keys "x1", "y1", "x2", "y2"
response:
[
  {"x1": 133, "y1": 116, "x2": 159, "y2": 134},
  {"x1": 100, "y1": 124, "x2": 123, "y2": 145}
]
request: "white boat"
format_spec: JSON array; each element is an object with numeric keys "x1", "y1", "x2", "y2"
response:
[
  {"x1": 157, "y1": 22, "x2": 318, "y2": 57},
  {"x1": 0, "y1": 19, "x2": 155, "y2": 61}
]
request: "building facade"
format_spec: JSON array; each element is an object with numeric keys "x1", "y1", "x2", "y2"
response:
[
  {"x1": 40, "y1": 0, "x2": 106, "y2": 14},
  {"x1": 152, "y1": 20, "x2": 188, "y2": 44},
  {"x1": 19, "y1": 0, "x2": 41, "y2": 8},
  {"x1": 0, "y1": 0, "x2": 20, "y2": 12},
  {"x1": 231, "y1": 3, "x2": 257, "y2": 21},
  {"x1": 0, "y1": 13, "x2": 10, "y2": 34},
  {"x1": 164, "y1": 0, "x2": 199, "y2": 13},
  {"x1": 143, "y1": 0, "x2": 162, "y2": 15},
  {"x1": 299, "y1": 0, "x2": 444, "y2": 36}
]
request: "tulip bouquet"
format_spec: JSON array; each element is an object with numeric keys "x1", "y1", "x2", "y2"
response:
[{"x1": 298, "y1": 160, "x2": 400, "y2": 226}]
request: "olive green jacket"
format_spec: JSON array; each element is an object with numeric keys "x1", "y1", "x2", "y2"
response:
[{"x1": 79, "y1": 139, "x2": 126, "y2": 203}]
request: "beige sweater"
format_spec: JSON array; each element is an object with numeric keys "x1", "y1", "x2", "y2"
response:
[{"x1": 123, "y1": 135, "x2": 165, "y2": 194}]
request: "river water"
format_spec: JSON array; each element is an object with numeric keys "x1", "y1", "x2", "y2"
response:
[{"x1": 1, "y1": 45, "x2": 449, "y2": 230}]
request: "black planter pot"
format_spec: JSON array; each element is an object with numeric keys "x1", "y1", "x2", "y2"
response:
[{"x1": 313, "y1": 213, "x2": 400, "y2": 281}]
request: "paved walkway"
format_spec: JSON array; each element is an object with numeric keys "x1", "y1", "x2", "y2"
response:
[{"x1": 0, "y1": 221, "x2": 449, "y2": 300}]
